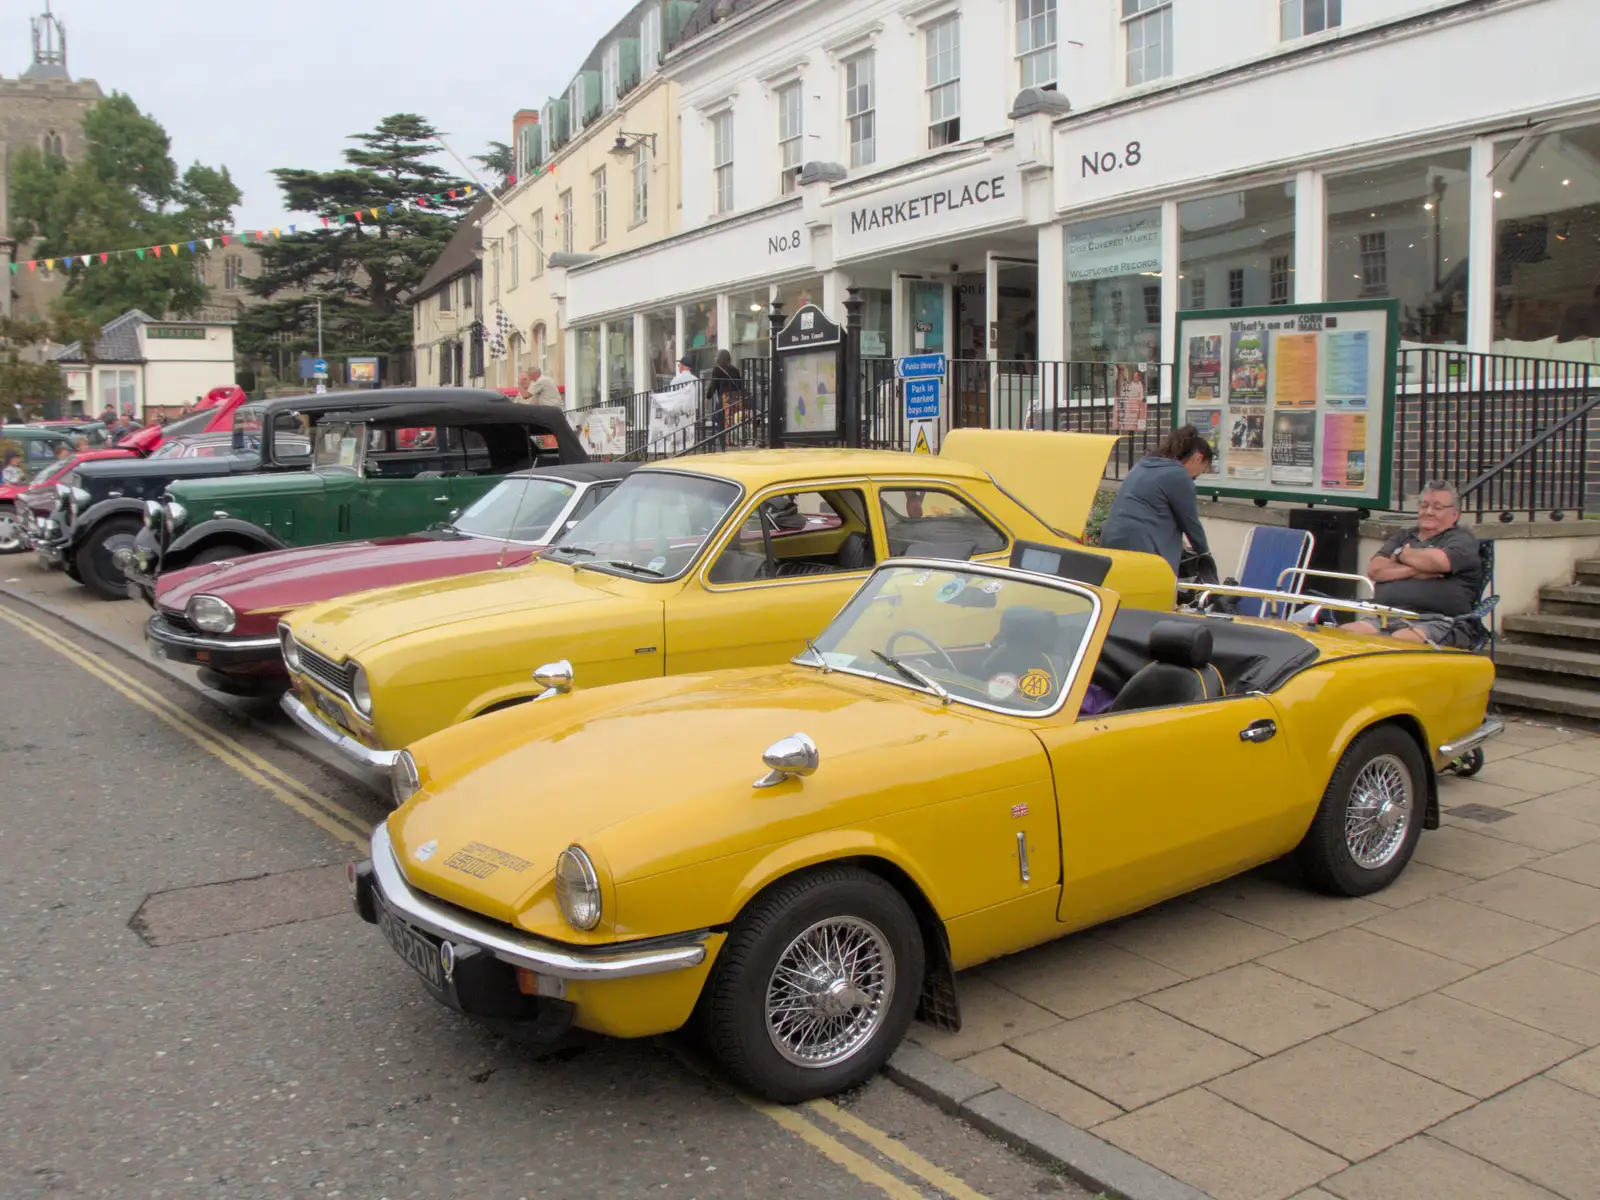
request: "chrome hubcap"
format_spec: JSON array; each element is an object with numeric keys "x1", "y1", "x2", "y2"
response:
[
  {"x1": 765, "y1": 916, "x2": 894, "y2": 1068},
  {"x1": 0, "y1": 516, "x2": 19, "y2": 550},
  {"x1": 1346, "y1": 753, "x2": 1413, "y2": 869}
]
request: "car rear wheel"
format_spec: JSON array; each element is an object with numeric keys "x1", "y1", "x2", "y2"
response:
[
  {"x1": 1296, "y1": 725, "x2": 1427, "y2": 897},
  {"x1": 703, "y1": 865, "x2": 924, "y2": 1103},
  {"x1": 74, "y1": 515, "x2": 142, "y2": 600},
  {"x1": 0, "y1": 513, "x2": 22, "y2": 553}
]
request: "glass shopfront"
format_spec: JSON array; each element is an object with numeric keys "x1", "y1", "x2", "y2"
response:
[
  {"x1": 1066, "y1": 207, "x2": 1162, "y2": 363},
  {"x1": 730, "y1": 287, "x2": 770, "y2": 369},
  {"x1": 859, "y1": 287, "x2": 892, "y2": 358},
  {"x1": 683, "y1": 299, "x2": 717, "y2": 374},
  {"x1": 606, "y1": 321, "x2": 635, "y2": 399},
  {"x1": 575, "y1": 327, "x2": 601, "y2": 406},
  {"x1": 777, "y1": 276, "x2": 823, "y2": 319},
  {"x1": 646, "y1": 308, "x2": 677, "y2": 389},
  {"x1": 1179, "y1": 182, "x2": 1297, "y2": 313},
  {"x1": 911, "y1": 281, "x2": 946, "y2": 354},
  {"x1": 1326, "y1": 150, "x2": 1471, "y2": 346},
  {"x1": 1493, "y1": 121, "x2": 1600, "y2": 361}
]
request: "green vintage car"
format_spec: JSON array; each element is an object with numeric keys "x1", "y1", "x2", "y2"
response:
[{"x1": 135, "y1": 394, "x2": 588, "y2": 589}]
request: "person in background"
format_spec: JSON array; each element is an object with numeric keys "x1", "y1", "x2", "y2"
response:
[
  {"x1": 1345, "y1": 481, "x2": 1482, "y2": 646},
  {"x1": 707, "y1": 349, "x2": 742, "y2": 441},
  {"x1": 2, "y1": 451, "x2": 25, "y2": 485},
  {"x1": 671, "y1": 355, "x2": 699, "y2": 389},
  {"x1": 1098, "y1": 425, "x2": 1214, "y2": 575},
  {"x1": 55, "y1": 444, "x2": 71, "y2": 461},
  {"x1": 73, "y1": 436, "x2": 90, "y2": 453},
  {"x1": 525, "y1": 367, "x2": 561, "y2": 406}
]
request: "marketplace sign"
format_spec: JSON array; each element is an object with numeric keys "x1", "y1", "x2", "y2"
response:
[{"x1": 832, "y1": 150, "x2": 1023, "y2": 260}]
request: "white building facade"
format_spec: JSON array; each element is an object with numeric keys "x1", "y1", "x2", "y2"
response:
[{"x1": 558, "y1": 0, "x2": 1600, "y2": 408}]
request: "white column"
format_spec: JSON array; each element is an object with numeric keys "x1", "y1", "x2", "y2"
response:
[
  {"x1": 715, "y1": 292, "x2": 732, "y2": 354},
  {"x1": 563, "y1": 327, "x2": 578, "y2": 405},
  {"x1": 1036, "y1": 222, "x2": 1065, "y2": 362},
  {"x1": 1294, "y1": 168, "x2": 1326, "y2": 304},
  {"x1": 633, "y1": 312, "x2": 649, "y2": 397},
  {"x1": 891, "y1": 273, "x2": 908, "y2": 359},
  {"x1": 1160, "y1": 200, "x2": 1180, "y2": 367},
  {"x1": 941, "y1": 280, "x2": 955, "y2": 361},
  {"x1": 822, "y1": 270, "x2": 850, "y2": 319},
  {"x1": 984, "y1": 252, "x2": 1001, "y2": 363},
  {"x1": 1467, "y1": 136, "x2": 1496, "y2": 353},
  {"x1": 674, "y1": 305, "x2": 686, "y2": 370},
  {"x1": 597, "y1": 320, "x2": 610, "y2": 404}
]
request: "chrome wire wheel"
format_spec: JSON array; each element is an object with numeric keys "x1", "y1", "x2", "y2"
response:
[
  {"x1": 764, "y1": 916, "x2": 895, "y2": 1069},
  {"x1": 0, "y1": 513, "x2": 21, "y2": 552},
  {"x1": 1345, "y1": 753, "x2": 1414, "y2": 869}
]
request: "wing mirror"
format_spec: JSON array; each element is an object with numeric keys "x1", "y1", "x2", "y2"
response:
[
  {"x1": 532, "y1": 660, "x2": 574, "y2": 699},
  {"x1": 753, "y1": 733, "x2": 819, "y2": 789}
]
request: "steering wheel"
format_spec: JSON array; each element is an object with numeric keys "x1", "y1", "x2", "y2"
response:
[{"x1": 885, "y1": 628, "x2": 959, "y2": 676}]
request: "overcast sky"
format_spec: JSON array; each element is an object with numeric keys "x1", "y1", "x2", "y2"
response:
[{"x1": 4, "y1": 0, "x2": 630, "y2": 228}]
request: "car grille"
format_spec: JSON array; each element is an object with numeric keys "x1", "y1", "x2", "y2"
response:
[
  {"x1": 299, "y1": 644, "x2": 354, "y2": 699},
  {"x1": 160, "y1": 608, "x2": 198, "y2": 635}
]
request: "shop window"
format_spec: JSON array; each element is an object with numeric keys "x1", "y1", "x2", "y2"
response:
[
  {"x1": 879, "y1": 489, "x2": 1005, "y2": 557},
  {"x1": 1016, "y1": 0, "x2": 1057, "y2": 92},
  {"x1": 532, "y1": 211, "x2": 545, "y2": 276},
  {"x1": 575, "y1": 328, "x2": 601, "y2": 405},
  {"x1": 607, "y1": 321, "x2": 634, "y2": 400},
  {"x1": 1326, "y1": 149, "x2": 1470, "y2": 346},
  {"x1": 1123, "y1": 0, "x2": 1172, "y2": 87},
  {"x1": 778, "y1": 82, "x2": 803, "y2": 195},
  {"x1": 926, "y1": 16, "x2": 961, "y2": 149},
  {"x1": 592, "y1": 167, "x2": 608, "y2": 246},
  {"x1": 778, "y1": 277, "x2": 823, "y2": 320},
  {"x1": 732, "y1": 288, "x2": 771, "y2": 368},
  {"x1": 684, "y1": 300, "x2": 716, "y2": 374},
  {"x1": 632, "y1": 142, "x2": 650, "y2": 225},
  {"x1": 712, "y1": 112, "x2": 735, "y2": 215},
  {"x1": 559, "y1": 189, "x2": 574, "y2": 254},
  {"x1": 1142, "y1": 285, "x2": 1162, "y2": 325},
  {"x1": 845, "y1": 53, "x2": 876, "y2": 169},
  {"x1": 1179, "y1": 182, "x2": 1296, "y2": 316},
  {"x1": 1065, "y1": 207, "x2": 1162, "y2": 363},
  {"x1": 1281, "y1": 0, "x2": 1340, "y2": 40},
  {"x1": 912, "y1": 281, "x2": 946, "y2": 354},
  {"x1": 646, "y1": 309, "x2": 678, "y2": 388},
  {"x1": 710, "y1": 490, "x2": 874, "y2": 584},
  {"x1": 1493, "y1": 123, "x2": 1600, "y2": 361},
  {"x1": 860, "y1": 288, "x2": 892, "y2": 358}
]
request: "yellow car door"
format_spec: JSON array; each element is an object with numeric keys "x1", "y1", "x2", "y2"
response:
[{"x1": 1039, "y1": 694, "x2": 1294, "y2": 932}]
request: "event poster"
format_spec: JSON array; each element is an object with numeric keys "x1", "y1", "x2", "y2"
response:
[
  {"x1": 1273, "y1": 333, "x2": 1318, "y2": 408},
  {"x1": 1187, "y1": 335, "x2": 1222, "y2": 400},
  {"x1": 1229, "y1": 331, "x2": 1268, "y2": 402},
  {"x1": 1228, "y1": 407, "x2": 1266, "y2": 479},
  {"x1": 1190, "y1": 408, "x2": 1223, "y2": 476},
  {"x1": 1321, "y1": 413, "x2": 1368, "y2": 490},
  {"x1": 1325, "y1": 330, "x2": 1371, "y2": 407},
  {"x1": 578, "y1": 406, "x2": 627, "y2": 458},
  {"x1": 1270, "y1": 410, "x2": 1316, "y2": 485},
  {"x1": 1114, "y1": 364, "x2": 1149, "y2": 432}
]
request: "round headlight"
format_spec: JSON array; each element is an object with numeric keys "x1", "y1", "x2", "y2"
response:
[
  {"x1": 350, "y1": 663, "x2": 372, "y2": 717},
  {"x1": 166, "y1": 501, "x2": 188, "y2": 533},
  {"x1": 390, "y1": 751, "x2": 421, "y2": 807},
  {"x1": 555, "y1": 846, "x2": 602, "y2": 931},
  {"x1": 186, "y1": 594, "x2": 236, "y2": 634},
  {"x1": 279, "y1": 626, "x2": 302, "y2": 672},
  {"x1": 143, "y1": 499, "x2": 162, "y2": 530}
]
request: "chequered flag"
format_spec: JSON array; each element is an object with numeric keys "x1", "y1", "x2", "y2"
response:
[{"x1": 489, "y1": 305, "x2": 513, "y2": 360}]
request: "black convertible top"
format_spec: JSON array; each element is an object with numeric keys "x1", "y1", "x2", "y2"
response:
[
  {"x1": 318, "y1": 399, "x2": 588, "y2": 464},
  {"x1": 518, "y1": 461, "x2": 637, "y2": 484}
]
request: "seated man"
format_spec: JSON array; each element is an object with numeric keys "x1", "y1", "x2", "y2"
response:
[{"x1": 1345, "y1": 481, "x2": 1482, "y2": 647}]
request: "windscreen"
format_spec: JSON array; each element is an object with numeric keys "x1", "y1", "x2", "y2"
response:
[
  {"x1": 544, "y1": 471, "x2": 739, "y2": 580},
  {"x1": 455, "y1": 478, "x2": 577, "y2": 542}
]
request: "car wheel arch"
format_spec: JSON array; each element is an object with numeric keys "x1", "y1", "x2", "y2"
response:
[{"x1": 1363, "y1": 713, "x2": 1440, "y2": 830}]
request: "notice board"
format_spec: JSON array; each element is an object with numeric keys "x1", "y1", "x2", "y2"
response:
[{"x1": 1172, "y1": 299, "x2": 1399, "y2": 509}]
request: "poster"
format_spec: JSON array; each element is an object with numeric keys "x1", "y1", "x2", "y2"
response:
[
  {"x1": 1114, "y1": 364, "x2": 1148, "y2": 432},
  {"x1": 578, "y1": 405, "x2": 627, "y2": 457},
  {"x1": 1272, "y1": 333, "x2": 1318, "y2": 408},
  {"x1": 783, "y1": 347, "x2": 839, "y2": 435},
  {"x1": 1228, "y1": 407, "x2": 1266, "y2": 479},
  {"x1": 647, "y1": 384, "x2": 698, "y2": 450},
  {"x1": 1229, "y1": 331, "x2": 1268, "y2": 402},
  {"x1": 1187, "y1": 335, "x2": 1222, "y2": 400},
  {"x1": 1270, "y1": 410, "x2": 1316, "y2": 485},
  {"x1": 1325, "y1": 330, "x2": 1371, "y2": 407},
  {"x1": 347, "y1": 357, "x2": 379, "y2": 384},
  {"x1": 1190, "y1": 408, "x2": 1223, "y2": 476},
  {"x1": 1321, "y1": 413, "x2": 1368, "y2": 490}
]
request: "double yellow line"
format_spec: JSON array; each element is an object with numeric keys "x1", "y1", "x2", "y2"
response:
[{"x1": 0, "y1": 601, "x2": 370, "y2": 846}]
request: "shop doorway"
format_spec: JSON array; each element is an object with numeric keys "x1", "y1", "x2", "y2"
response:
[{"x1": 949, "y1": 259, "x2": 1038, "y2": 428}]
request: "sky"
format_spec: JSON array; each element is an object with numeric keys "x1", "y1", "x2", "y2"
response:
[{"x1": 3, "y1": 0, "x2": 632, "y2": 229}]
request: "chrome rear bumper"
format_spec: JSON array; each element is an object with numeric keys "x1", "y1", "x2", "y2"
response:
[{"x1": 1439, "y1": 717, "x2": 1505, "y2": 759}]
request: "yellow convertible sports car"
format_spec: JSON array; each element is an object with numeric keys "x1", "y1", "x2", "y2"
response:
[
  {"x1": 280, "y1": 431, "x2": 1176, "y2": 774},
  {"x1": 350, "y1": 556, "x2": 1500, "y2": 1103}
]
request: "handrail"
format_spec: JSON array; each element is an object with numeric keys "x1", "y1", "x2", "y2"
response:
[{"x1": 1457, "y1": 385, "x2": 1600, "y2": 504}]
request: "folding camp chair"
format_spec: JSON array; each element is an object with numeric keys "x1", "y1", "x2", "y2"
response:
[
  {"x1": 1230, "y1": 526, "x2": 1314, "y2": 618},
  {"x1": 1440, "y1": 541, "x2": 1499, "y2": 779}
]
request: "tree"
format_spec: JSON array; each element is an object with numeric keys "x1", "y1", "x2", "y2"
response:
[
  {"x1": 237, "y1": 114, "x2": 470, "y2": 370},
  {"x1": 474, "y1": 141, "x2": 515, "y2": 191},
  {"x1": 8, "y1": 93, "x2": 240, "y2": 324},
  {"x1": 0, "y1": 314, "x2": 101, "y2": 420}
]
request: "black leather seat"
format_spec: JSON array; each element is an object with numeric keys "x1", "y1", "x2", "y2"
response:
[
  {"x1": 1105, "y1": 621, "x2": 1227, "y2": 714},
  {"x1": 836, "y1": 531, "x2": 873, "y2": 570},
  {"x1": 981, "y1": 606, "x2": 1065, "y2": 706}
]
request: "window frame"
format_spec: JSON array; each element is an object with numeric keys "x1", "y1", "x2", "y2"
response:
[
  {"x1": 1122, "y1": 0, "x2": 1173, "y2": 88},
  {"x1": 1281, "y1": 0, "x2": 1341, "y2": 41},
  {"x1": 532, "y1": 210, "x2": 545, "y2": 277},
  {"x1": 509, "y1": 228, "x2": 520, "y2": 291},
  {"x1": 491, "y1": 242, "x2": 502, "y2": 301},
  {"x1": 602, "y1": 43, "x2": 620, "y2": 112},
  {"x1": 712, "y1": 111, "x2": 736, "y2": 216},
  {"x1": 844, "y1": 51, "x2": 876, "y2": 170},
  {"x1": 640, "y1": 6, "x2": 662, "y2": 78},
  {"x1": 1016, "y1": 0, "x2": 1057, "y2": 92},
  {"x1": 877, "y1": 485, "x2": 1009, "y2": 558},
  {"x1": 632, "y1": 141, "x2": 650, "y2": 226},
  {"x1": 925, "y1": 15, "x2": 961, "y2": 150},
  {"x1": 593, "y1": 165, "x2": 609, "y2": 246},
  {"x1": 559, "y1": 189, "x2": 575, "y2": 254},
  {"x1": 702, "y1": 485, "x2": 877, "y2": 591},
  {"x1": 777, "y1": 81, "x2": 804, "y2": 195}
]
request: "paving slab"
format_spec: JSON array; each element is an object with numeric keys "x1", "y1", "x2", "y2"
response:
[
  {"x1": 1193, "y1": 874, "x2": 1386, "y2": 941},
  {"x1": 1432, "y1": 1077, "x2": 1600, "y2": 1200},
  {"x1": 1412, "y1": 825, "x2": 1545, "y2": 878},
  {"x1": 1547, "y1": 1046, "x2": 1600, "y2": 1100},
  {"x1": 1443, "y1": 954, "x2": 1600, "y2": 1043},
  {"x1": 1514, "y1": 784, "x2": 1600, "y2": 825},
  {"x1": 1450, "y1": 867, "x2": 1600, "y2": 933},
  {"x1": 1258, "y1": 927, "x2": 1474, "y2": 1009},
  {"x1": 908, "y1": 976, "x2": 1062, "y2": 1060},
  {"x1": 1095, "y1": 900, "x2": 1293, "y2": 977},
  {"x1": 1455, "y1": 806, "x2": 1600, "y2": 852},
  {"x1": 1142, "y1": 963, "x2": 1371, "y2": 1057},
  {"x1": 1472, "y1": 756, "x2": 1598, "y2": 796},
  {"x1": 981, "y1": 933, "x2": 1187, "y2": 1020},
  {"x1": 1355, "y1": 895, "x2": 1562, "y2": 967},
  {"x1": 1321, "y1": 1135, "x2": 1562, "y2": 1200},
  {"x1": 1527, "y1": 840, "x2": 1600, "y2": 886},
  {"x1": 959, "y1": 1047, "x2": 1122, "y2": 1129},
  {"x1": 1535, "y1": 925, "x2": 1600, "y2": 975}
]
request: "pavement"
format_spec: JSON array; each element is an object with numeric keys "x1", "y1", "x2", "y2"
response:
[
  {"x1": 8, "y1": 561, "x2": 1600, "y2": 1199},
  {"x1": 0, "y1": 584, "x2": 1096, "y2": 1200}
]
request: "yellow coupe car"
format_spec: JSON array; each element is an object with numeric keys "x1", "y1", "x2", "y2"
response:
[
  {"x1": 280, "y1": 431, "x2": 1177, "y2": 773},
  {"x1": 349, "y1": 556, "x2": 1500, "y2": 1102}
]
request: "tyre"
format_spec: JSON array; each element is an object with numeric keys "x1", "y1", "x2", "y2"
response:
[
  {"x1": 1449, "y1": 748, "x2": 1485, "y2": 779},
  {"x1": 1297, "y1": 724, "x2": 1427, "y2": 896},
  {"x1": 703, "y1": 865, "x2": 924, "y2": 1103},
  {"x1": 189, "y1": 542, "x2": 251, "y2": 567},
  {"x1": 74, "y1": 515, "x2": 143, "y2": 600},
  {"x1": 0, "y1": 512, "x2": 22, "y2": 554}
]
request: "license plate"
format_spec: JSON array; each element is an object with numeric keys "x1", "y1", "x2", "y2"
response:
[
  {"x1": 311, "y1": 687, "x2": 350, "y2": 732},
  {"x1": 376, "y1": 893, "x2": 444, "y2": 990}
]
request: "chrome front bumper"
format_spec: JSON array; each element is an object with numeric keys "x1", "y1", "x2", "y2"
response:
[
  {"x1": 1439, "y1": 717, "x2": 1505, "y2": 760},
  {"x1": 281, "y1": 691, "x2": 402, "y2": 770},
  {"x1": 366, "y1": 822, "x2": 709, "y2": 980}
]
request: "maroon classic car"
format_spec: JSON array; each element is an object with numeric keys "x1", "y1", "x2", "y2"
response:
[{"x1": 144, "y1": 462, "x2": 635, "y2": 695}]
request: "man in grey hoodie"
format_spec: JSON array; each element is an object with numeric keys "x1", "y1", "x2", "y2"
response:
[{"x1": 1098, "y1": 426, "x2": 1214, "y2": 575}]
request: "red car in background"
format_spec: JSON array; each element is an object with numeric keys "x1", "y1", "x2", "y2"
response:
[
  {"x1": 117, "y1": 386, "x2": 250, "y2": 454},
  {"x1": 0, "y1": 447, "x2": 138, "y2": 552},
  {"x1": 145, "y1": 462, "x2": 635, "y2": 696}
]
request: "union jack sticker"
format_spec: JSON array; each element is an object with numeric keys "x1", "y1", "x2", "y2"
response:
[{"x1": 1011, "y1": 803, "x2": 1029, "y2": 819}]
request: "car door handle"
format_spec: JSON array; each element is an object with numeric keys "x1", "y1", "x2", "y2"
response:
[
  {"x1": 433, "y1": 495, "x2": 450, "y2": 503},
  {"x1": 1240, "y1": 720, "x2": 1277, "y2": 744}
]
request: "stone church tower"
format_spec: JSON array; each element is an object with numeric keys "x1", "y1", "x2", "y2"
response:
[{"x1": 0, "y1": 6, "x2": 104, "y2": 319}]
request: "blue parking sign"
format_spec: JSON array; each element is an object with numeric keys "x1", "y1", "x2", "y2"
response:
[{"x1": 905, "y1": 378, "x2": 941, "y2": 420}]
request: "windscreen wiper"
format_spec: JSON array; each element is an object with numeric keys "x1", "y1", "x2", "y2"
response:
[
  {"x1": 799, "y1": 638, "x2": 831, "y2": 672},
  {"x1": 601, "y1": 559, "x2": 665, "y2": 577},
  {"x1": 553, "y1": 545, "x2": 595, "y2": 557},
  {"x1": 871, "y1": 649, "x2": 950, "y2": 705}
]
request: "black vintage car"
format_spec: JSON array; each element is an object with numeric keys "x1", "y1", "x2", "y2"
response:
[{"x1": 45, "y1": 388, "x2": 515, "y2": 600}]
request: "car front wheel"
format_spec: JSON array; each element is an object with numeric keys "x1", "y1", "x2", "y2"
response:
[
  {"x1": 1297, "y1": 725, "x2": 1427, "y2": 896},
  {"x1": 0, "y1": 512, "x2": 23, "y2": 553},
  {"x1": 703, "y1": 865, "x2": 924, "y2": 1103},
  {"x1": 74, "y1": 515, "x2": 143, "y2": 600}
]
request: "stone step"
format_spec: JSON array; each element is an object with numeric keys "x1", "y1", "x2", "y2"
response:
[
  {"x1": 1493, "y1": 677, "x2": 1600, "y2": 728},
  {"x1": 1576, "y1": 559, "x2": 1600, "y2": 585},
  {"x1": 1538, "y1": 583, "x2": 1600, "y2": 617},
  {"x1": 1501, "y1": 613, "x2": 1600, "y2": 647},
  {"x1": 1494, "y1": 642, "x2": 1600, "y2": 683}
]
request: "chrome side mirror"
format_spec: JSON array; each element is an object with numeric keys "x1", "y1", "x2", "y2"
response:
[
  {"x1": 532, "y1": 660, "x2": 574, "y2": 699},
  {"x1": 753, "y1": 733, "x2": 819, "y2": 789}
]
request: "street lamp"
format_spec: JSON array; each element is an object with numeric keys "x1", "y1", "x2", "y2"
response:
[{"x1": 610, "y1": 131, "x2": 657, "y2": 158}]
